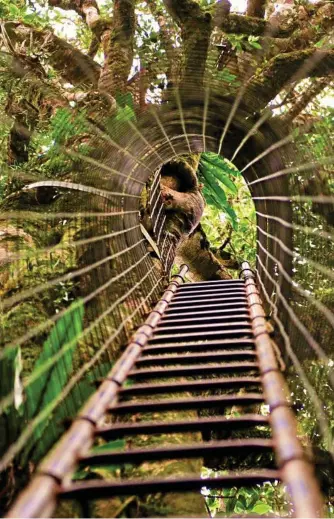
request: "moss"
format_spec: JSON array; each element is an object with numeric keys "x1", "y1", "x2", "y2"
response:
[
  {"x1": 1, "y1": 301, "x2": 51, "y2": 375},
  {"x1": 53, "y1": 500, "x2": 81, "y2": 518},
  {"x1": 99, "y1": 409, "x2": 208, "y2": 517},
  {"x1": 220, "y1": 13, "x2": 293, "y2": 37}
]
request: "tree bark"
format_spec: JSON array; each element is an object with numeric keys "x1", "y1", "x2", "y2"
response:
[
  {"x1": 281, "y1": 77, "x2": 330, "y2": 125},
  {"x1": 3, "y1": 22, "x2": 100, "y2": 87},
  {"x1": 48, "y1": 0, "x2": 106, "y2": 60},
  {"x1": 246, "y1": 49, "x2": 334, "y2": 111},
  {"x1": 98, "y1": 0, "x2": 135, "y2": 98},
  {"x1": 163, "y1": 0, "x2": 212, "y2": 86},
  {"x1": 176, "y1": 225, "x2": 233, "y2": 281},
  {"x1": 246, "y1": 0, "x2": 267, "y2": 19},
  {"x1": 216, "y1": 13, "x2": 294, "y2": 37},
  {"x1": 146, "y1": 0, "x2": 181, "y2": 85}
]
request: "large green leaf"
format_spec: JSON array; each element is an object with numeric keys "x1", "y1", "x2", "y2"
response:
[
  {"x1": 29, "y1": 360, "x2": 112, "y2": 463},
  {"x1": 201, "y1": 152, "x2": 240, "y2": 176},
  {"x1": 23, "y1": 300, "x2": 84, "y2": 457},
  {"x1": 0, "y1": 346, "x2": 22, "y2": 456},
  {"x1": 0, "y1": 346, "x2": 22, "y2": 409},
  {"x1": 202, "y1": 157, "x2": 238, "y2": 195},
  {"x1": 251, "y1": 502, "x2": 272, "y2": 515},
  {"x1": 199, "y1": 164, "x2": 227, "y2": 204},
  {"x1": 199, "y1": 164, "x2": 238, "y2": 229}
]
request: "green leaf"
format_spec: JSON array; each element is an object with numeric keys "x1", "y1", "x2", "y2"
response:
[
  {"x1": 207, "y1": 497, "x2": 216, "y2": 507},
  {"x1": 202, "y1": 159, "x2": 238, "y2": 194},
  {"x1": 8, "y1": 4, "x2": 20, "y2": 16},
  {"x1": 201, "y1": 152, "x2": 240, "y2": 177},
  {"x1": 91, "y1": 439, "x2": 125, "y2": 453},
  {"x1": 200, "y1": 166, "x2": 227, "y2": 204},
  {"x1": 217, "y1": 69, "x2": 238, "y2": 83},
  {"x1": 1, "y1": 347, "x2": 31, "y2": 457},
  {"x1": 249, "y1": 41, "x2": 262, "y2": 49},
  {"x1": 22, "y1": 300, "x2": 84, "y2": 458},
  {"x1": 114, "y1": 105, "x2": 136, "y2": 124},
  {"x1": 226, "y1": 495, "x2": 236, "y2": 514},
  {"x1": 251, "y1": 503, "x2": 272, "y2": 514},
  {"x1": 0, "y1": 346, "x2": 22, "y2": 410},
  {"x1": 0, "y1": 346, "x2": 23, "y2": 454},
  {"x1": 115, "y1": 92, "x2": 135, "y2": 110},
  {"x1": 315, "y1": 39, "x2": 326, "y2": 48}
]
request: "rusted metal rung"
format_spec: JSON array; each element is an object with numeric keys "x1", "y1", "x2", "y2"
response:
[
  {"x1": 171, "y1": 292, "x2": 247, "y2": 301},
  {"x1": 128, "y1": 362, "x2": 259, "y2": 380},
  {"x1": 79, "y1": 439, "x2": 274, "y2": 466},
  {"x1": 174, "y1": 288, "x2": 246, "y2": 298},
  {"x1": 142, "y1": 340, "x2": 256, "y2": 354},
  {"x1": 159, "y1": 313, "x2": 250, "y2": 325},
  {"x1": 96, "y1": 415, "x2": 270, "y2": 440},
  {"x1": 119, "y1": 376, "x2": 261, "y2": 396},
  {"x1": 142, "y1": 346, "x2": 256, "y2": 355},
  {"x1": 60, "y1": 471, "x2": 281, "y2": 500},
  {"x1": 136, "y1": 352, "x2": 257, "y2": 366},
  {"x1": 110, "y1": 393, "x2": 264, "y2": 414},
  {"x1": 165, "y1": 301, "x2": 248, "y2": 314},
  {"x1": 148, "y1": 328, "x2": 253, "y2": 343},
  {"x1": 172, "y1": 291, "x2": 246, "y2": 302},
  {"x1": 154, "y1": 321, "x2": 251, "y2": 335},
  {"x1": 181, "y1": 279, "x2": 245, "y2": 288},
  {"x1": 162, "y1": 308, "x2": 249, "y2": 320},
  {"x1": 168, "y1": 297, "x2": 247, "y2": 308}
]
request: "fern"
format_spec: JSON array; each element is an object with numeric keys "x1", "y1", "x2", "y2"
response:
[{"x1": 198, "y1": 152, "x2": 238, "y2": 229}]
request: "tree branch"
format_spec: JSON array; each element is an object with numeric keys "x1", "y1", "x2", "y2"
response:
[
  {"x1": 277, "y1": 3, "x2": 334, "y2": 54},
  {"x1": 246, "y1": 49, "x2": 334, "y2": 111},
  {"x1": 176, "y1": 225, "x2": 232, "y2": 281},
  {"x1": 2, "y1": 22, "x2": 100, "y2": 87},
  {"x1": 246, "y1": 0, "x2": 267, "y2": 19},
  {"x1": 145, "y1": 0, "x2": 180, "y2": 85},
  {"x1": 163, "y1": 0, "x2": 203, "y2": 25},
  {"x1": 216, "y1": 13, "x2": 294, "y2": 38},
  {"x1": 48, "y1": 0, "x2": 107, "y2": 58},
  {"x1": 48, "y1": 0, "x2": 100, "y2": 28},
  {"x1": 98, "y1": 0, "x2": 135, "y2": 97},
  {"x1": 3, "y1": 53, "x2": 68, "y2": 166},
  {"x1": 163, "y1": 0, "x2": 212, "y2": 85},
  {"x1": 281, "y1": 77, "x2": 331, "y2": 125}
]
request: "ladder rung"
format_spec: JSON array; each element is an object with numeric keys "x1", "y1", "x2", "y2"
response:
[
  {"x1": 96, "y1": 415, "x2": 270, "y2": 440},
  {"x1": 80, "y1": 439, "x2": 274, "y2": 466},
  {"x1": 168, "y1": 299, "x2": 247, "y2": 309},
  {"x1": 160, "y1": 314, "x2": 250, "y2": 325},
  {"x1": 142, "y1": 342, "x2": 255, "y2": 354},
  {"x1": 165, "y1": 301, "x2": 248, "y2": 314},
  {"x1": 172, "y1": 291, "x2": 246, "y2": 302},
  {"x1": 154, "y1": 322, "x2": 251, "y2": 335},
  {"x1": 110, "y1": 394, "x2": 264, "y2": 414},
  {"x1": 128, "y1": 362, "x2": 259, "y2": 379},
  {"x1": 174, "y1": 288, "x2": 246, "y2": 297},
  {"x1": 182, "y1": 279, "x2": 245, "y2": 288},
  {"x1": 120, "y1": 376, "x2": 261, "y2": 395},
  {"x1": 162, "y1": 308, "x2": 249, "y2": 320},
  {"x1": 148, "y1": 328, "x2": 253, "y2": 343},
  {"x1": 61, "y1": 471, "x2": 281, "y2": 499},
  {"x1": 135, "y1": 352, "x2": 257, "y2": 366}
]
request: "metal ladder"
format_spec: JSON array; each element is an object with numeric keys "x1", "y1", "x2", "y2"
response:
[{"x1": 7, "y1": 263, "x2": 323, "y2": 518}]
